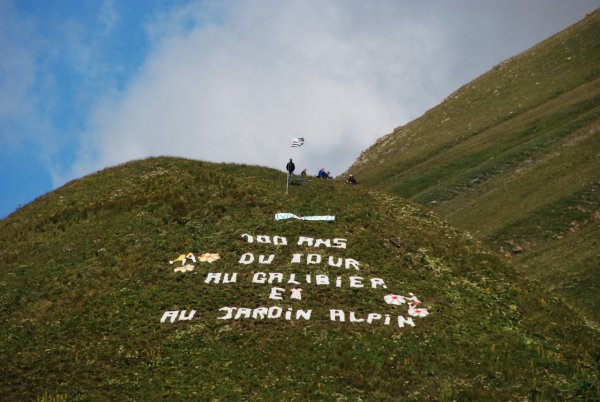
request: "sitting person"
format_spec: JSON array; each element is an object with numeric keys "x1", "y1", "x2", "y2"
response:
[
  {"x1": 346, "y1": 174, "x2": 357, "y2": 185},
  {"x1": 300, "y1": 168, "x2": 307, "y2": 177},
  {"x1": 317, "y1": 168, "x2": 327, "y2": 179},
  {"x1": 327, "y1": 171, "x2": 333, "y2": 179}
]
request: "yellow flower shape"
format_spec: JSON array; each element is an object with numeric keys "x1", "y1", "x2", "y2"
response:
[
  {"x1": 199, "y1": 253, "x2": 220, "y2": 263},
  {"x1": 174, "y1": 264, "x2": 195, "y2": 273},
  {"x1": 169, "y1": 253, "x2": 196, "y2": 266}
]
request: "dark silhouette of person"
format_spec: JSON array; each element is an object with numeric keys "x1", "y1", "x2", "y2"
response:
[
  {"x1": 346, "y1": 174, "x2": 357, "y2": 185},
  {"x1": 286, "y1": 159, "x2": 295, "y2": 180}
]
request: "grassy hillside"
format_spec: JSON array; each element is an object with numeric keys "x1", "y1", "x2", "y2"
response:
[
  {"x1": 347, "y1": 9, "x2": 600, "y2": 326},
  {"x1": 1, "y1": 157, "x2": 599, "y2": 400}
]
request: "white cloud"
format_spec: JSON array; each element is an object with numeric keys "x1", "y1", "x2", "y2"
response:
[
  {"x1": 65, "y1": 0, "x2": 600, "y2": 183},
  {"x1": 67, "y1": 1, "x2": 449, "y2": 181}
]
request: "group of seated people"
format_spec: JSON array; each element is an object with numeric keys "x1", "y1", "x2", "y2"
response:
[
  {"x1": 296, "y1": 165, "x2": 358, "y2": 184},
  {"x1": 316, "y1": 168, "x2": 332, "y2": 179},
  {"x1": 298, "y1": 168, "x2": 357, "y2": 184}
]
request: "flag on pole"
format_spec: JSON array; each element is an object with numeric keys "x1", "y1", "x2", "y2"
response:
[{"x1": 291, "y1": 137, "x2": 304, "y2": 147}]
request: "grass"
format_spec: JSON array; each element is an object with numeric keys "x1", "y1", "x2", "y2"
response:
[
  {"x1": 0, "y1": 157, "x2": 599, "y2": 400},
  {"x1": 347, "y1": 8, "x2": 600, "y2": 328}
]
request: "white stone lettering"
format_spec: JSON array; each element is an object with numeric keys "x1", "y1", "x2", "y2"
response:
[
  {"x1": 205, "y1": 272, "x2": 237, "y2": 284},
  {"x1": 370, "y1": 278, "x2": 387, "y2": 289},
  {"x1": 349, "y1": 311, "x2": 364, "y2": 323},
  {"x1": 316, "y1": 275, "x2": 330, "y2": 285},
  {"x1": 252, "y1": 272, "x2": 267, "y2": 283},
  {"x1": 205, "y1": 272, "x2": 222, "y2": 284},
  {"x1": 160, "y1": 311, "x2": 179, "y2": 323},
  {"x1": 268, "y1": 272, "x2": 283, "y2": 284},
  {"x1": 251, "y1": 273, "x2": 388, "y2": 288},
  {"x1": 296, "y1": 309, "x2": 312, "y2": 320},
  {"x1": 367, "y1": 313, "x2": 382, "y2": 324},
  {"x1": 398, "y1": 316, "x2": 416, "y2": 327},
  {"x1": 287, "y1": 274, "x2": 300, "y2": 285},
  {"x1": 307, "y1": 254, "x2": 321, "y2": 265},
  {"x1": 289, "y1": 254, "x2": 360, "y2": 269},
  {"x1": 239, "y1": 234, "x2": 346, "y2": 248},
  {"x1": 218, "y1": 306, "x2": 313, "y2": 321},
  {"x1": 235, "y1": 308, "x2": 252, "y2": 319},
  {"x1": 269, "y1": 287, "x2": 285, "y2": 300},
  {"x1": 345, "y1": 258, "x2": 360, "y2": 270},
  {"x1": 252, "y1": 307, "x2": 268, "y2": 319},
  {"x1": 314, "y1": 238, "x2": 331, "y2": 248},
  {"x1": 332, "y1": 238, "x2": 347, "y2": 249},
  {"x1": 178, "y1": 310, "x2": 196, "y2": 321},
  {"x1": 290, "y1": 288, "x2": 303, "y2": 300},
  {"x1": 256, "y1": 235, "x2": 271, "y2": 244},
  {"x1": 239, "y1": 252, "x2": 254, "y2": 264},
  {"x1": 349, "y1": 276, "x2": 364, "y2": 288},
  {"x1": 258, "y1": 254, "x2": 275, "y2": 264},
  {"x1": 297, "y1": 236, "x2": 314, "y2": 247},
  {"x1": 330, "y1": 309, "x2": 345, "y2": 322},
  {"x1": 384, "y1": 314, "x2": 391, "y2": 325},
  {"x1": 273, "y1": 236, "x2": 288, "y2": 245},
  {"x1": 268, "y1": 306, "x2": 283, "y2": 319},
  {"x1": 328, "y1": 309, "x2": 419, "y2": 328},
  {"x1": 218, "y1": 307, "x2": 235, "y2": 320}
]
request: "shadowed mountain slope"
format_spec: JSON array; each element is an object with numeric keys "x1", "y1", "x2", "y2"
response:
[
  {"x1": 346, "y1": 9, "x2": 600, "y2": 327},
  {"x1": 1, "y1": 157, "x2": 598, "y2": 400}
]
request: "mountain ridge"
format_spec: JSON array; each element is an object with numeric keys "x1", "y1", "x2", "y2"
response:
[
  {"x1": 346, "y1": 8, "x2": 600, "y2": 327},
  {"x1": 1, "y1": 157, "x2": 598, "y2": 399}
]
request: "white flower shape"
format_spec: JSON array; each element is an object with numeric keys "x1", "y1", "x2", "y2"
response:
[
  {"x1": 384, "y1": 294, "x2": 406, "y2": 305},
  {"x1": 408, "y1": 306, "x2": 429, "y2": 318},
  {"x1": 199, "y1": 253, "x2": 220, "y2": 263},
  {"x1": 174, "y1": 264, "x2": 195, "y2": 273}
]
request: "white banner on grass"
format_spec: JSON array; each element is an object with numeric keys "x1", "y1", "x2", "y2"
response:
[{"x1": 275, "y1": 213, "x2": 335, "y2": 221}]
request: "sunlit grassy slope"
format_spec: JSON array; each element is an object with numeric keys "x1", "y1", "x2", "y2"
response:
[
  {"x1": 1, "y1": 157, "x2": 598, "y2": 400},
  {"x1": 347, "y1": 9, "x2": 600, "y2": 326}
]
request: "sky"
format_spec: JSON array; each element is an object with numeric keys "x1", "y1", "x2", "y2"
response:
[{"x1": 1, "y1": 0, "x2": 599, "y2": 218}]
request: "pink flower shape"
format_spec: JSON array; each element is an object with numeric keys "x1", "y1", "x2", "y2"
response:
[
  {"x1": 408, "y1": 306, "x2": 429, "y2": 318},
  {"x1": 407, "y1": 292, "x2": 421, "y2": 306},
  {"x1": 384, "y1": 294, "x2": 406, "y2": 305},
  {"x1": 199, "y1": 253, "x2": 220, "y2": 263},
  {"x1": 174, "y1": 264, "x2": 195, "y2": 273}
]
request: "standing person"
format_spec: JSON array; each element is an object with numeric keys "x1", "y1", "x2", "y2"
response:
[{"x1": 286, "y1": 159, "x2": 296, "y2": 180}]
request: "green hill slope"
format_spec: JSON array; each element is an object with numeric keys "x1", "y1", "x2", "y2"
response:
[
  {"x1": 347, "y1": 9, "x2": 600, "y2": 326},
  {"x1": 1, "y1": 157, "x2": 598, "y2": 400}
]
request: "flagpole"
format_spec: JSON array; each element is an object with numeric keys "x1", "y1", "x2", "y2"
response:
[
  {"x1": 286, "y1": 144, "x2": 291, "y2": 195},
  {"x1": 286, "y1": 159, "x2": 289, "y2": 195},
  {"x1": 286, "y1": 137, "x2": 304, "y2": 195}
]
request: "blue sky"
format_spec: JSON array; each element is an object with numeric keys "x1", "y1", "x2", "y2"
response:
[{"x1": 1, "y1": 0, "x2": 598, "y2": 218}]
